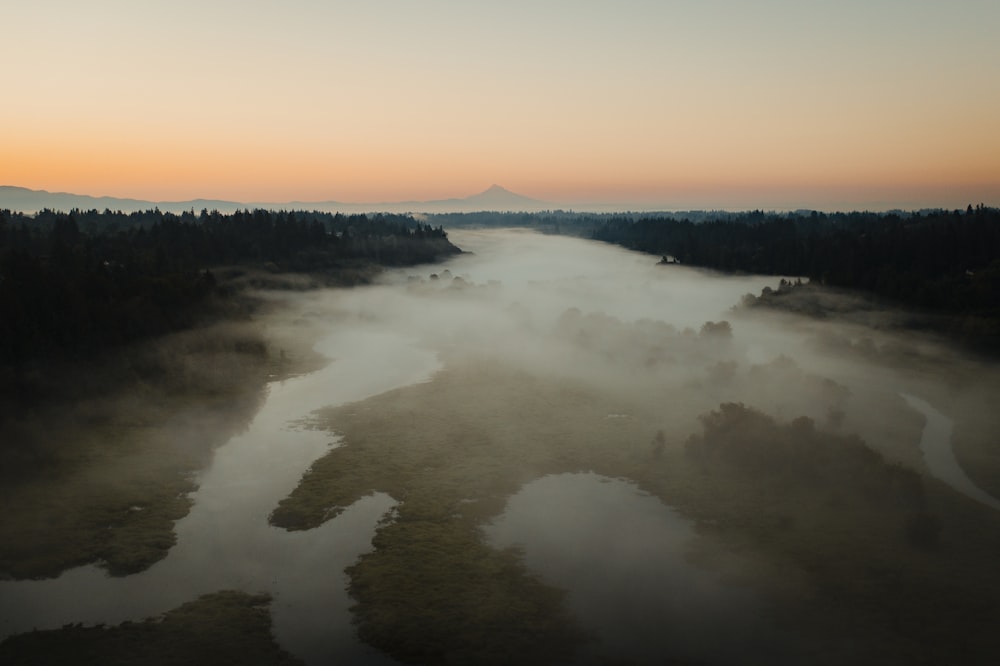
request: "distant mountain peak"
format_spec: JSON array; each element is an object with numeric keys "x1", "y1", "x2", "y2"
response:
[{"x1": 462, "y1": 184, "x2": 540, "y2": 205}]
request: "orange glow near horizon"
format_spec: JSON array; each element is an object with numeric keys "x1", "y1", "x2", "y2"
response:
[{"x1": 2, "y1": 1, "x2": 998, "y2": 210}]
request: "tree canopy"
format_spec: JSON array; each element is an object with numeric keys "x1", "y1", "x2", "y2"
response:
[{"x1": 0, "y1": 207, "x2": 458, "y2": 371}]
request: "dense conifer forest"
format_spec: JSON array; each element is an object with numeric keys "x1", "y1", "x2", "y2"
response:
[
  {"x1": 586, "y1": 206, "x2": 1000, "y2": 350},
  {"x1": 0, "y1": 207, "x2": 458, "y2": 370}
]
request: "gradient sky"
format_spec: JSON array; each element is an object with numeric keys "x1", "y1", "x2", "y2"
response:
[{"x1": 3, "y1": 0, "x2": 999, "y2": 210}]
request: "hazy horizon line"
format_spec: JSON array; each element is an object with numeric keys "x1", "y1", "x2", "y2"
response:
[{"x1": 1, "y1": 183, "x2": 996, "y2": 216}]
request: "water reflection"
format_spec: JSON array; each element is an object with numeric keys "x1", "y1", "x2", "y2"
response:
[
  {"x1": 0, "y1": 324, "x2": 439, "y2": 665},
  {"x1": 7, "y1": 228, "x2": 987, "y2": 663},
  {"x1": 487, "y1": 472, "x2": 798, "y2": 665},
  {"x1": 901, "y1": 394, "x2": 1000, "y2": 511}
]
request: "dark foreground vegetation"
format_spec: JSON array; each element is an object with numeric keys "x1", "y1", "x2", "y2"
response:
[
  {"x1": 0, "y1": 591, "x2": 301, "y2": 666},
  {"x1": 586, "y1": 205, "x2": 1000, "y2": 350},
  {"x1": 4, "y1": 205, "x2": 999, "y2": 664},
  {"x1": 270, "y1": 351, "x2": 1000, "y2": 665},
  {"x1": 0, "y1": 206, "x2": 458, "y2": 578}
]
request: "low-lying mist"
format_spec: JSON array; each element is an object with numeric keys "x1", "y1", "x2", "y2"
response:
[
  {"x1": 4, "y1": 227, "x2": 999, "y2": 665},
  {"x1": 293, "y1": 228, "x2": 982, "y2": 450},
  {"x1": 262, "y1": 227, "x2": 1000, "y2": 663}
]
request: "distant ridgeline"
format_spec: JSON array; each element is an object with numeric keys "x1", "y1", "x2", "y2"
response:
[
  {"x1": 0, "y1": 207, "x2": 459, "y2": 367},
  {"x1": 589, "y1": 206, "x2": 1000, "y2": 350}
]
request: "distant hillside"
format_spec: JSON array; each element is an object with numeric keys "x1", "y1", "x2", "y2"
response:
[
  {"x1": 0, "y1": 186, "x2": 242, "y2": 215},
  {"x1": 0, "y1": 185, "x2": 550, "y2": 215}
]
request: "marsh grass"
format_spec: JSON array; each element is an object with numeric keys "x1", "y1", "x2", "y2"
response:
[
  {"x1": 0, "y1": 591, "x2": 302, "y2": 665},
  {"x1": 0, "y1": 312, "x2": 320, "y2": 579},
  {"x1": 272, "y1": 352, "x2": 1000, "y2": 664},
  {"x1": 349, "y1": 513, "x2": 588, "y2": 665},
  {"x1": 271, "y1": 359, "x2": 666, "y2": 663},
  {"x1": 0, "y1": 275, "x2": 345, "y2": 581}
]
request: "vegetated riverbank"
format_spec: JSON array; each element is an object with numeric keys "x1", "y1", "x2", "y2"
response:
[
  {"x1": 0, "y1": 209, "x2": 461, "y2": 661},
  {"x1": 0, "y1": 260, "x2": 455, "y2": 581},
  {"x1": 741, "y1": 278, "x2": 1000, "y2": 358},
  {"x1": 0, "y1": 206, "x2": 462, "y2": 581},
  {"x1": 0, "y1": 297, "x2": 321, "y2": 580},
  {"x1": 271, "y1": 321, "x2": 1000, "y2": 664},
  {"x1": 588, "y1": 206, "x2": 1000, "y2": 352},
  {"x1": 0, "y1": 591, "x2": 302, "y2": 666},
  {"x1": 6, "y1": 225, "x2": 1000, "y2": 665},
  {"x1": 738, "y1": 279, "x2": 1000, "y2": 499}
]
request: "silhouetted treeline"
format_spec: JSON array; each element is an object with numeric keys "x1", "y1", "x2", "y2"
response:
[
  {"x1": 429, "y1": 209, "x2": 788, "y2": 236},
  {"x1": 0, "y1": 207, "x2": 458, "y2": 369},
  {"x1": 430, "y1": 211, "x2": 602, "y2": 236},
  {"x1": 591, "y1": 206, "x2": 1000, "y2": 329}
]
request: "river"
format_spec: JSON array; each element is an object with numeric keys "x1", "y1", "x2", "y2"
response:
[
  {"x1": 2, "y1": 229, "x2": 996, "y2": 664},
  {"x1": 901, "y1": 393, "x2": 1000, "y2": 511},
  {"x1": 0, "y1": 325, "x2": 440, "y2": 664}
]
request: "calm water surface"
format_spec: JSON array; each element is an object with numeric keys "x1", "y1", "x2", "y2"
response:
[
  {"x1": 487, "y1": 472, "x2": 802, "y2": 665},
  {"x1": 0, "y1": 325, "x2": 439, "y2": 665},
  {"x1": 4, "y1": 230, "x2": 968, "y2": 664}
]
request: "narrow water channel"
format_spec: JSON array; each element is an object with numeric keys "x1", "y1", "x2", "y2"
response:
[
  {"x1": 900, "y1": 393, "x2": 1000, "y2": 511},
  {"x1": 0, "y1": 322, "x2": 440, "y2": 665},
  {"x1": 7, "y1": 230, "x2": 994, "y2": 665}
]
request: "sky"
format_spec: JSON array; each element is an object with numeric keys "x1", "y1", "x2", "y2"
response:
[{"x1": 3, "y1": 0, "x2": 999, "y2": 210}]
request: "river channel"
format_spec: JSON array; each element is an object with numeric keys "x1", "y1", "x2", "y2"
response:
[
  {"x1": 0, "y1": 325, "x2": 440, "y2": 664},
  {"x1": 2, "y1": 229, "x2": 994, "y2": 664}
]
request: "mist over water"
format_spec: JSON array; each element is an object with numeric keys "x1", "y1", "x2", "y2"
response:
[
  {"x1": 3, "y1": 228, "x2": 999, "y2": 664},
  {"x1": 0, "y1": 324, "x2": 440, "y2": 664},
  {"x1": 487, "y1": 473, "x2": 799, "y2": 665}
]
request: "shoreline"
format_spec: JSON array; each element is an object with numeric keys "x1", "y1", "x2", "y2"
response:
[
  {"x1": 270, "y1": 349, "x2": 1000, "y2": 664},
  {"x1": 0, "y1": 275, "x2": 339, "y2": 580}
]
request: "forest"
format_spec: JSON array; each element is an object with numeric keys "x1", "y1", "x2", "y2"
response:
[
  {"x1": 586, "y1": 206, "x2": 1000, "y2": 351},
  {"x1": 0, "y1": 207, "x2": 458, "y2": 388}
]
